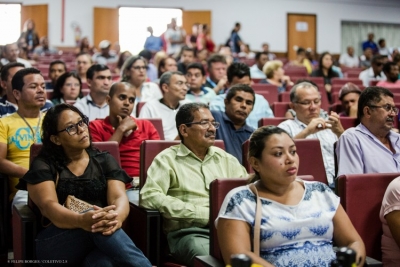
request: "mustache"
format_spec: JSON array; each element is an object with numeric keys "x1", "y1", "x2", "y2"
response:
[
  {"x1": 205, "y1": 131, "x2": 215, "y2": 137},
  {"x1": 386, "y1": 117, "x2": 394, "y2": 122}
]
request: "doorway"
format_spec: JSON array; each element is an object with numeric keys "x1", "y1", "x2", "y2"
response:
[{"x1": 287, "y1": 14, "x2": 316, "y2": 61}]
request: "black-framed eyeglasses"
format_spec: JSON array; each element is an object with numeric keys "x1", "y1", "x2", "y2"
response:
[
  {"x1": 185, "y1": 121, "x2": 220, "y2": 129},
  {"x1": 368, "y1": 104, "x2": 399, "y2": 115},
  {"x1": 295, "y1": 98, "x2": 321, "y2": 107},
  {"x1": 57, "y1": 117, "x2": 89, "y2": 135}
]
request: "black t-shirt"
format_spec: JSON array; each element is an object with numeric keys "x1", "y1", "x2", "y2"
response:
[{"x1": 17, "y1": 149, "x2": 132, "y2": 207}]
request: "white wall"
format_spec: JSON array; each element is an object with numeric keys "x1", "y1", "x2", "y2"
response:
[{"x1": 7, "y1": 0, "x2": 400, "y2": 54}]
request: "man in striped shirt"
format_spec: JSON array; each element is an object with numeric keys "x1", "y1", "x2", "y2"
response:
[{"x1": 140, "y1": 102, "x2": 248, "y2": 267}]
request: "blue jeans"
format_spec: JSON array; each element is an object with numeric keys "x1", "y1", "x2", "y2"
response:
[{"x1": 35, "y1": 224, "x2": 151, "y2": 267}]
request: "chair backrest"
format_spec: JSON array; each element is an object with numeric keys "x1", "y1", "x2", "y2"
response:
[
  {"x1": 294, "y1": 139, "x2": 328, "y2": 184},
  {"x1": 209, "y1": 178, "x2": 247, "y2": 261},
  {"x1": 331, "y1": 77, "x2": 363, "y2": 87},
  {"x1": 272, "y1": 102, "x2": 291, "y2": 117},
  {"x1": 139, "y1": 140, "x2": 225, "y2": 189},
  {"x1": 339, "y1": 117, "x2": 357, "y2": 130},
  {"x1": 136, "y1": 102, "x2": 146, "y2": 117},
  {"x1": 252, "y1": 86, "x2": 278, "y2": 104},
  {"x1": 279, "y1": 91, "x2": 290, "y2": 102},
  {"x1": 337, "y1": 173, "x2": 399, "y2": 260},
  {"x1": 258, "y1": 117, "x2": 290, "y2": 128},
  {"x1": 137, "y1": 118, "x2": 165, "y2": 140},
  {"x1": 30, "y1": 141, "x2": 121, "y2": 166}
]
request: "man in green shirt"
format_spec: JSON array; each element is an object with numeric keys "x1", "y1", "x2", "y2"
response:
[{"x1": 140, "y1": 102, "x2": 248, "y2": 267}]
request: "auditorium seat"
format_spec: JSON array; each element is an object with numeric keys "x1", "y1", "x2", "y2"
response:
[
  {"x1": 255, "y1": 89, "x2": 278, "y2": 104},
  {"x1": 271, "y1": 102, "x2": 290, "y2": 117},
  {"x1": 337, "y1": 173, "x2": 400, "y2": 260},
  {"x1": 137, "y1": 118, "x2": 164, "y2": 140},
  {"x1": 82, "y1": 88, "x2": 90, "y2": 96},
  {"x1": 331, "y1": 77, "x2": 363, "y2": 87},
  {"x1": 339, "y1": 117, "x2": 357, "y2": 130},
  {"x1": 136, "y1": 102, "x2": 146, "y2": 118},
  {"x1": 258, "y1": 117, "x2": 289, "y2": 128}
]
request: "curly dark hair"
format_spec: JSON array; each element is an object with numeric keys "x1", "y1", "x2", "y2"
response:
[{"x1": 39, "y1": 103, "x2": 94, "y2": 168}]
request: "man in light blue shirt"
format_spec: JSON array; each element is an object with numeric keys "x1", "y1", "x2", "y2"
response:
[
  {"x1": 336, "y1": 87, "x2": 400, "y2": 176},
  {"x1": 209, "y1": 62, "x2": 274, "y2": 129},
  {"x1": 249, "y1": 52, "x2": 269, "y2": 79},
  {"x1": 144, "y1": 26, "x2": 163, "y2": 53}
]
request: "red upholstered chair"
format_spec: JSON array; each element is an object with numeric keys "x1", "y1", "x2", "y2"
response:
[
  {"x1": 130, "y1": 140, "x2": 225, "y2": 267},
  {"x1": 252, "y1": 84, "x2": 279, "y2": 104},
  {"x1": 279, "y1": 91, "x2": 291, "y2": 102},
  {"x1": 136, "y1": 102, "x2": 146, "y2": 118},
  {"x1": 337, "y1": 173, "x2": 400, "y2": 261},
  {"x1": 272, "y1": 102, "x2": 291, "y2": 117},
  {"x1": 294, "y1": 139, "x2": 328, "y2": 185},
  {"x1": 258, "y1": 117, "x2": 289, "y2": 128},
  {"x1": 82, "y1": 88, "x2": 90, "y2": 95},
  {"x1": 329, "y1": 103, "x2": 342, "y2": 113},
  {"x1": 331, "y1": 77, "x2": 363, "y2": 87},
  {"x1": 12, "y1": 142, "x2": 122, "y2": 266},
  {"x1": 339, "y1": 117, "x2": 357, "y2": 130}
]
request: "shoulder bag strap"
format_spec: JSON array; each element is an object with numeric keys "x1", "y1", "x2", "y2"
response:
[{"x1": 249, "y1": 183, "x2": 261, "y2": 257}]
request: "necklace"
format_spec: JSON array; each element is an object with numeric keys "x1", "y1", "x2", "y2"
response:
[{"x1": 17, "y1": 111, "x2": 42, "y2": 143}]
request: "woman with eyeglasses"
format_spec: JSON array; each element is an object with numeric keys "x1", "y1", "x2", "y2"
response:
[
  {"x1": 216, "y1": 126, "x2": 366, "y2": 267},
  {"x1": 16, "y1": 104, "x2": 152, "y2": 267},
  {"x1": 51, "y1": 72, "x2": 83, "y2": 105},
  {"x1": 121, "y1": 55, "x2": 162, "y2": 116}
]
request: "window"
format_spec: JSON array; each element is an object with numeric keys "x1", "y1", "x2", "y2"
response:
[
  {"x1": 0, "y1": 4, "x2": 21, "y2": 45},
  {"x1": 119, "y1": 7, "x2": 182, "y2": 55}
]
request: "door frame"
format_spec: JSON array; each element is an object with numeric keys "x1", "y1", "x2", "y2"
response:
[{"x1": 287, "y1": 13, "x2": 317, "y2": 60}]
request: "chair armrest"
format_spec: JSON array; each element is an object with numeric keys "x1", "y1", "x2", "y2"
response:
[
  {"x1": 193, "y1": 255, "x2": 225, "y2": 267},
  {"x1": 12, "y1": 204, "x2": 37, "y2": 266},
  {"x1": 364, "y1": 256, "x2": 382, "y2": 267},
  {"x1": 127, "y1": 201, "x2": 161, "y2": 267}
]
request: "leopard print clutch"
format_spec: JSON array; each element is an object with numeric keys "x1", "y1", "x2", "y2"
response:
[{"x1": 64, "y1": 195, "x2": 94, "y2": 213}]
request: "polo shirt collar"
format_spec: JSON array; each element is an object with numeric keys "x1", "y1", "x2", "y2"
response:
[
  {"x1": 356, "y1": 123, "x2": 400, "y2": 149},
  {"x1": 222, "y1": 112, "x2": 253, "y2": 132},
  {"x1": 85, "y1": 94, "x2": 108, "y2": 108},
  {"x1": 187, "y1": 86, "x2": 208, "y2": 96}
]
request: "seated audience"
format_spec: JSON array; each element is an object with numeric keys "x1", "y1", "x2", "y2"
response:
[
  {"x1": 216, "y1": 125, "x2": 365, "y2": 266},
  {"x1": 378, "y1": 38, "x2": 391, "y2": 57},
  {"x1": 289, "y1": 47, "x2": 312, "y2": 74},
  {"x1": 177, "y1": 46, "x2": 195, "y2": 75},
  {"x1": 249, "y1": 52, "x2": 269, "y2": 79},
  {"x1": 115, "y1": 50, "x2": 132, "y2": 75},
  {"x1": 89, "y1": 82, "x2": 160, "y2": 185},
  {"x1": 260, "y1": 60, "x2": 293, "y2": 93},
  {"x1": 140, "y1": 102, "x2": 248, "y2": 267},
  {"x1": 204, "y1": 54, "x2": 228, "y2": 94},
  {"x1": 196, "y1": 48, "x2": 208, "y2": 66},
  {"x1": 157, "y1": 56, "x2": 178, "y2": 79},
  {"x1": 238, "y1": 44, "x2": 255, "y2": 59},
  {"x1": 74, "y1": 64, "x2": 112, "y2": 121},
  {"x1": 262, "y1": 43, "x2": 276, "y2": 60},
  {"x1": 0, "y1": 68, "x2": 46, "y2": 204},
  {"x1": 338, "y1": 83, "x2": 361, "y2": 117},
  {"x1": 138, "y1": 49, "x2": 157, "y2": 82},
  {"x1": 139, "y1": 71, "x2": 190, "y2": 140},
  {"x1": 92, "y1": 40, "x2": 118, "y2": 65},
  {"x1": 32, "y1": 36, "x2": 58, "y2": 57},
  {"x1": 360, "y1": 48, "x2": 373, "y2": 69},
  {"x1": 185, "y1": 63, "x2": 216, "y2": 104},
  {"x1": 278, "y1": 82, "x2": 344, "y2": 187},
  {"x1": 306, "y1": 48, "x2": 319, "y2": 68},
  {"x1": 144, "y1": 26, "x2": 163, "y2": 53},
  {"x1": 75, "y1": 52, "x2": 93, "y2": 84},
  {"x1": 0, "y1": 43, "x2": 32, "y2": 68},
  {"x1": 16, "y1": 103, "x2": 151, "y2": 266},
  {"x1": 339, "y1": 46, "x2": 360, "y2": 68},
  {"x1": 196, "y1": 24, "x2": 215, "y2": 53},
  {"x1": 311, "y1": 52, "x2": 340, "y2": 102},
  {"x1": 336, "y1": 87, "x2": 400, "y2": 176},
  {"x1": 120, "y1": 55, "x2": 162, "y2": 116},
  {"x1": 75, "y1": 36, "x2": 96, "y2": 55},
  {"x1": 0, "y1": 63, "x2": 53, "y2": 117},
  {"x1": 362, "y1": 33, "x2": 378, "y2": 54},
  {"x1": 359, "y1": 55, "x2": 386, "y2": 87},
  {"x1": 380, "y1": 176, "x2": 400, "y2": 266},
  {"x1": 211, "y1": 84, "x2": 255, "y2": 163},
  {"x1": 210, "y1": 62, "x2": 274, "y2": 129},
  {"x1": 51, "y1": 72, "x2": 83, "y2": 105},
  {"x1": 46, "y1": 60, "x2": 67, "y2": 89},
  {"x1": 154, "y1": 51, "x2": 168, "y2": 70},
  {"x1": 377, "y1": 62, "x2": 400, "y2": 88}
]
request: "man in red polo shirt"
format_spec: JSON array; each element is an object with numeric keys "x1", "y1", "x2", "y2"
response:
[{"x1": 89, "y1": 82, "x2": 160, "y2": 188}]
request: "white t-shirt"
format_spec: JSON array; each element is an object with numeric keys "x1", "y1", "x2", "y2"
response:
[
  {"x1": 132, "y1": 82, "x2": 163, "y2": 117},
  {"x1": 138, "y1": 98, "x2": 191, "y2": 140},
  {"x1": 338, "y1": 53, "x2": 359, "y2": 68},
  {"x1": 165, "y1": 27, "x2": 186, "y2": 56}
]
